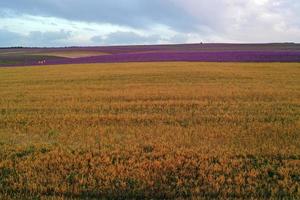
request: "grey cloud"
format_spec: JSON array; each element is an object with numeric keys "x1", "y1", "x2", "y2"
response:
[
  {"x1": 0, "y1": 29, "x2": 23, "y2": 46},
  {"x1": 168, "y1": 34, "x2": 189, "y2": 44},
  {"x1": 0, "y1": 0, "x2": 197, "y2": 32},
  {"x1": 1, "y1": 0, "x2": 300, "y2": 45},
  {"x1": 26, "y1": 30, "x2": 71, "y2": 47},
  {"x1": 171, "y1": 0, "x2": 300, "y2": 42},
  {"x1": 0, "y1": 29, "x2": 72, "y2": 47},
  {"x1": 91, "y1": 31, "x2": 191, "y2": 45},
  {"x1": 91, "y1": 32, "x2": 163, "y2": 45}
]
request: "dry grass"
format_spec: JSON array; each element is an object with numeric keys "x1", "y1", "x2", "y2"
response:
[
  {"x1": 0, "y1": 62, "x2": 299, "y2": 199},
  {"x1": 30, "y1": 51, "x2": 110, "y2": 58}
]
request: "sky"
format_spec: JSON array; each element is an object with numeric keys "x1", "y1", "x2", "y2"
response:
[{"x1": 0, "y1": 0, "x2": 299, "y2": 47}]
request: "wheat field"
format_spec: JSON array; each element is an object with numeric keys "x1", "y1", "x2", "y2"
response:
[{"x1": 0, "y1": 62, "x2": 300, "y2": 199}]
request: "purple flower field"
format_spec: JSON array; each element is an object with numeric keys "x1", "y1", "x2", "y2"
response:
[
  {"x1": 1, "y1": 43, "x2": 300, "y2": 67},
  {"x1": 39, "y1": 51, "x2": 300, "y2": 65}
]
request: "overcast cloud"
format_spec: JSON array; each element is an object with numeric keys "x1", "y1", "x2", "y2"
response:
[{"x1": 0, "y1": 0, "x2": 299, "y2": 47}]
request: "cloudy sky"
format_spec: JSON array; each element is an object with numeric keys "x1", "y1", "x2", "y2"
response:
[{"x1": 0, "y1": 0, "x2": 299, "y2": 47}]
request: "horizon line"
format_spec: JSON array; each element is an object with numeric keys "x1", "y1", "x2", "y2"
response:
[{"x1": 0, "y1": 42, "x2": 299, "y2": 49}]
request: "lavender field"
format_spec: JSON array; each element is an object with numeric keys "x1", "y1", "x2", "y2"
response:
[{"x1": 1, "y1": 43, "x2": 300, "y2": 67}]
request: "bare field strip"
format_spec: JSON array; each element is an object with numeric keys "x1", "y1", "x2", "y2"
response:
[
  {"x1": 30, "y1": 51, "x2": 111, "y2": 58},
  {"x1": 0, "y1": 62, "x2": 300, "y2": 199}
]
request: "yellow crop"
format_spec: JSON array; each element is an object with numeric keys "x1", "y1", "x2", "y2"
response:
[{"x1": 0, "y1": 62, "x2": 299, "y2": 199}]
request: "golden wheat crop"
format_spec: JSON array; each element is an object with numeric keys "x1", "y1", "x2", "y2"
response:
[{"x1": 0, "y1": 62, "x2": 299, "y2": 199}]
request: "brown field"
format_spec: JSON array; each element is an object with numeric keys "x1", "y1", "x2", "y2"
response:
[
  {"x1": 0, "y1": 62, "x2": 300, "y2": 199},
  {"x1": 30, "y1": 51, "x2": 110, "y2": 58}
]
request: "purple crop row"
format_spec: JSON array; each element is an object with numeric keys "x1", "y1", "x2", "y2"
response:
[{"x1": 17, "y1": 51, "x2": 300, "y2": 66}]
